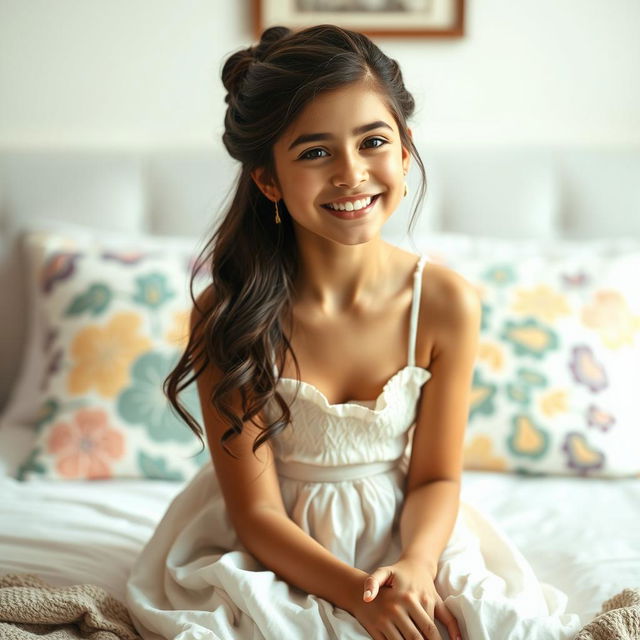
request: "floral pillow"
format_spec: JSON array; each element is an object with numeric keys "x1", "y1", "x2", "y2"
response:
[
  {"x1": 424, "y1": 238, "x2": 640, "y2": 477},
  {"x1": 15, "y1": 228, "x2": 210, "y2": 481}
]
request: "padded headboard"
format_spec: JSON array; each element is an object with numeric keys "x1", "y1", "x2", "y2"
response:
[{"x1": 1, "y1": 144, "x2": 639, "y2": 410}]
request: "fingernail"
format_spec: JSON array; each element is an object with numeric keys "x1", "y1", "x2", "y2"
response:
[{"x1": 363, "y1": 590, "x2": 372, "y2": 600}]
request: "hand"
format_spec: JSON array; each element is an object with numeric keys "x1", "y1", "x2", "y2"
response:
[{"x1": 350, "y1": 558, "x2": 462, "y2": 640}]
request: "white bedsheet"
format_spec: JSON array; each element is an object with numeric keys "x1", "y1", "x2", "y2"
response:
[{"x1": 0, "y1": 464, "x2": 638, "y2": 626}]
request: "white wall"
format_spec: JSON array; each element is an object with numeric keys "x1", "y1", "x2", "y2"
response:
[{"x1": 1, "y1": 0, "x2": 639, "y2": 150}]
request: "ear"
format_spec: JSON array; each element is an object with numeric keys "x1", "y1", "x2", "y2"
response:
[
  {"x1": 402, "y1": 127, "x2": 412, "y2": 175},
  {"x1": 251, "y1": 167, "x2": 282, "y2": 202}
]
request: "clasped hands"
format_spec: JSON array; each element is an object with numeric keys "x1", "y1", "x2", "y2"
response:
[{"x1": 350, "y1": 557, "x2": 462, "y2": 640}]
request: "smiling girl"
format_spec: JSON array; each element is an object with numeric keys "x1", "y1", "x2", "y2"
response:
[{"x1": 126, "y1": 24, "x2": 583, "y2": 640}]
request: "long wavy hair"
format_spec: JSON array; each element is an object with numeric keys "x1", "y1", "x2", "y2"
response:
[{"x1": 165, "y1": 23, "x2": 428, "y2": 458}]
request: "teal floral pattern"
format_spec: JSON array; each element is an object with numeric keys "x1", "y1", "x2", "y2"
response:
[
  {"x1": 429, "y1": 243, "x2": 640, "y2": 478},
  {"x1": 501, "y1": 318, "x2": 559, "y2": 359},
  {"x1": 65, "y1": 283, "x2": 112, "y2": 316},
  {"x1": 483, "y1": 264, "x2": 516, "y2": 286},
  {"x1": 133, "y1": 273, "x2": 175, "y2": 309},
  {"x1": 469, "y1": 370, "x2": 497, "y2": 420},
  {"x1": 16, "y1": 230, "x2": 210, "y2": 481},
  {"x1": 118, "y1": 351, "x2": 196, "y2": 443}
]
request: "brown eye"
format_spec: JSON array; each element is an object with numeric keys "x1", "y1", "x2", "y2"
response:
[
  {"x1": 300, "y1": 148, "x2": 328, "y2": 160},
  {"x1": 363, "y1": 137, "x2": 387, "y2": 149}
]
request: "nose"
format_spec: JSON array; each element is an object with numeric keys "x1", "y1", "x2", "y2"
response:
[{"x1": 331, "y1": 150, "x2": 368, "y2": 189}]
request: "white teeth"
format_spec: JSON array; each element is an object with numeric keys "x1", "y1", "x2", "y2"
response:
[{"x1": 326, "y1": 195, "x2": 373, "y2": 211}]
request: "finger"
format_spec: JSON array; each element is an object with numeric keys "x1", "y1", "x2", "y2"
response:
[
  {"x1": 363, "y1": 576, "x2": 377, "y2": 601},
  {"x1": 434, "y1": 599, "x2": 462, "y2": 640},
  {"x1": 380, "y1": 619, "x2": 404, "y2": 640},
  {"x1": 396, "y1": 609, "x2": 437, "y2": 640},
  {"x1": 408, "y1": 603, "x2": 442, "y2": 640},
  {"x1": 364, "y1": 568, "x2": 391, "y2": 601}
]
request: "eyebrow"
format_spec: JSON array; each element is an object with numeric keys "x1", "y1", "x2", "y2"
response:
[{"x1": 287, "y1": 120, "x2": 393, "y2": 151}]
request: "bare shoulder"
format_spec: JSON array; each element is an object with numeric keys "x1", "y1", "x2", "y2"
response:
[{"x1": 419, "y1": 259, "x2": 482, "y2": 358}]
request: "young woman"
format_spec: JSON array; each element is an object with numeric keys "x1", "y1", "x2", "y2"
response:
[{"x1": 126, "y1": 24, "x2": 582, "y2": 640}]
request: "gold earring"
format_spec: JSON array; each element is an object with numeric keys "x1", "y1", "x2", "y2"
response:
[
  {"x1": 274, "y1": 199, "x2": 281, "y2": 224},
  {"x1": 404, "y1": 182, "x2": 408, "y2": 198}
]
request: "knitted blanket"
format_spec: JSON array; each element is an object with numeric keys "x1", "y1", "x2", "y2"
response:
[
  {"x1": 0, "y1": 572, "x2": 636, "y2": 639},
  {"x1": 574, "y1": 588, "x2": 640, "y2": 640},
  {"x1": 0, "y1": 574, "x2": 141, "y2": 639}
]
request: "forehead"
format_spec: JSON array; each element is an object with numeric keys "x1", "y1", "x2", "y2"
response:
[{"x1": 276, "y1": 83, "x2": 399, "y2": 149}]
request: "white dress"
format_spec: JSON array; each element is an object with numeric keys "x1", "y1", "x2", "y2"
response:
[{"x1": 126, "y1": 254, "x2": 582, "y2": 640}]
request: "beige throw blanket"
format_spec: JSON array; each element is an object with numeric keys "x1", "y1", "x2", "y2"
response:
[
  {"x1": 0, "y1": 574, "x2": 141, "y2": 639},
  {"x1": 0, "y1": 572, "x2": 637, "y2": 639},
  {"x1": 574, "y1": 588, "x2": 640, "y2": 640}
]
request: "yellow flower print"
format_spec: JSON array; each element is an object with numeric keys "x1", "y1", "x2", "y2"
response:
[
  {"x1": 464, "y1": 435, "x2": 507, "y2": 471},
  {"x1": 478, "y1": 341, "x2": 504, "y2": 371},
  {"x1": 539, "y1": 389, "x2": 569, "y2": 417},
  {"x1": 165, "y1": 309, "x2": 191, "y2": 348},
  {"x1": 511, "y1": 285, "x2": 571, "y2": 324},
  {"x1": 582, "y1": 290, "x2": 640, "y2": 349},
  {"x1": 67, "y1": 311, "x2": 152, "y2": 398}
]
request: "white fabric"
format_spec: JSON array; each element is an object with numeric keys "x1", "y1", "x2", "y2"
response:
[
  {"x1": 125, "y1": 254, "x2": 583, "y2": 639},
  {"x1": 0, "y1": 475, "x2": 184, "y2": 602},
  {"x1": 0, "y1": 472, "x2": 637, "y2": 629}
]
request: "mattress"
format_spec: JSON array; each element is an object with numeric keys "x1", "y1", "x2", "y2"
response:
[{"x1": 0, "y1": 441, "x2": 638, "y2": 627}]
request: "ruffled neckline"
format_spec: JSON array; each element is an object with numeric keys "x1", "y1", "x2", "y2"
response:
[{"x1": 277, "y1": 365, "x2": 432, "y2": 418}]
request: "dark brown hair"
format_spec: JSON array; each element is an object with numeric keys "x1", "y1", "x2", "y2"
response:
[{"x1": 165, "y1": 24, "x2": 427, "y2": 458}]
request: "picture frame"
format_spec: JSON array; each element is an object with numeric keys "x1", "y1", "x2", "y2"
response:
[{"x1": 253, "y1": 0, "x2": 465, "y2": 39}]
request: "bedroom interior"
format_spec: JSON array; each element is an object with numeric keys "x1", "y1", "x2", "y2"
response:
[{"x1": 0, "y1": 1, "x2": 638, "y2": 638}]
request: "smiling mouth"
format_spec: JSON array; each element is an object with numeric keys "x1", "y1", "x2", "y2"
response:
[{"x1": 320, "y1": 194, "x2": 381, "y2": 212}]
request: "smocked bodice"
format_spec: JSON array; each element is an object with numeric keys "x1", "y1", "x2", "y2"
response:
[{"x1": 263, "y1": 254, "x2": 432, "y2": 468}]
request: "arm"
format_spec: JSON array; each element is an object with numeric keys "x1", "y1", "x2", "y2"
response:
[
  {"x1": 353, "y1": 270, "x2": 479, "y2": 640},
  {"x1": 398, "y1": 268, "x2": 482, "y2": 574},
  {"x1": 189, "y1": 289, "x2": 367, "y2": 614}
]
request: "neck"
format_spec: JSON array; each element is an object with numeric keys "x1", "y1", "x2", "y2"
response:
[{"x1": 291, "y1": 233, "x2": 394, "y2": 316}]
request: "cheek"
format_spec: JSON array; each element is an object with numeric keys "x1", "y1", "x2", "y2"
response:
[
  {"x1": 282, "y1": 170, "x2": 322, "y2": 207},
  {"x1": 368, "y1": 152, "x2": 402, "y2": 186}
]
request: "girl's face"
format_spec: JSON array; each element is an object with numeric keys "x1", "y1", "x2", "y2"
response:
[{"x1": 254, "y1": 81, "x2": 411, "y2": 244}]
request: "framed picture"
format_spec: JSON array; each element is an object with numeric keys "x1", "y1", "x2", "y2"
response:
[{"x1": 253, "y1": 0, "x2": 465, "y2": 39}]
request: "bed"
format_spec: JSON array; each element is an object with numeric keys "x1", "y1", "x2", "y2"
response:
[{"x1": 0, "y1": 145, "x2": 639, "y2": 637}]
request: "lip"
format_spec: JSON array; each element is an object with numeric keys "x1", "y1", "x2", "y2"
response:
[{"x1": 322, "y1": 194, "x2": 380, "y2": 220}]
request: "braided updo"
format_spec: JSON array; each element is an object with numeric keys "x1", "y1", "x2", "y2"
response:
[{"x1": 166, "y1": 24, "x2": 427, "y2": 457}]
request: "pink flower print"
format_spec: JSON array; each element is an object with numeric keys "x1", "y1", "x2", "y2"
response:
[
  {"x1": 561, "y1": 271, "x2": 590, "y2": 289},
  {"x1": 582, "y1": 290, "x2": 640, "y2": 349},
  {"x1": 47, "y1": 408, "x2": 125, "y2": 479},
  {"x1": 101, "y1": 250, "x2": 147, "y2": 265},
  {"x1": 569, "y1": 345, "x2": 608, "y2": 393},
  {"x1": 41, "y1": 252, "x2": 79, "y2": 295},
  {"x1": 586, "y1": 404, "x2": 616, "y2": 432},
  {"x1": 562, "y1": 432, "x2": 605, "y2": 474}
]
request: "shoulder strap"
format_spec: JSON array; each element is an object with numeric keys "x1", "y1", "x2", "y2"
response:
[{"x1": 407, "y1": 254, "x2": 429, "y2": 367}]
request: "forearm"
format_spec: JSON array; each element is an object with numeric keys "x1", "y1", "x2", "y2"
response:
[
  {"x1": 235, "y1": 508, "x2": 366, "y2": 614},
  {"x1": 399, "y1": 479, "x2": 461, "y2": 577}
]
